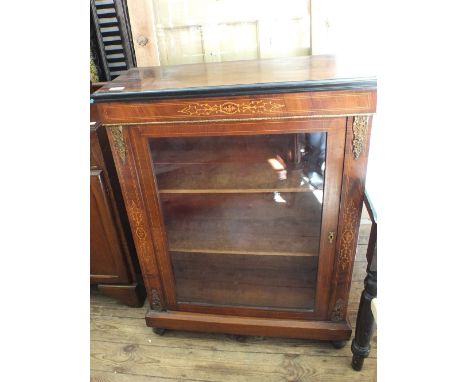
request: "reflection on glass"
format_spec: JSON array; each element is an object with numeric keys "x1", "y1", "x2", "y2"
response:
[
  {"x1": 150, "y1": 133, "x2": 326, "y2": 310},
  {"x1": 303, "y1": 132, "x2": 326, "y2": 189}
]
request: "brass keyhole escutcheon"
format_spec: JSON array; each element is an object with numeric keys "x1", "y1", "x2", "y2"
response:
[{"x1": 328, "y1": 231, "x2": 335, "y2": 244}]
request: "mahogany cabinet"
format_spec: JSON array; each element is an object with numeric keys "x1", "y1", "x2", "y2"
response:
[
  {"x1": 91, "y1": 55, "x2": 377, "y2": 343},
  {"x1": 90, "y1": 117, "x2": 145, "y2": 307}
]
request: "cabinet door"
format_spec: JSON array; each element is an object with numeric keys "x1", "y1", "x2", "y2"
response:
[
  {"x1": 139, "y1": 118, "x2": 345, "y2": 319},
  {"x1": 90, "y1": 169, "x2": 130, "y2": 284}
]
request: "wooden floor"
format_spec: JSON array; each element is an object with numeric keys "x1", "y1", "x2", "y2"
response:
[{"x1": 91, "y1": 213, "x2": 377, "y2": 381}]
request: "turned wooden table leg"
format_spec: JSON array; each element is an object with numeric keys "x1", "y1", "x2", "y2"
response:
[
  {"x1": 351, "y1": 190, "x2": 377, "y2": 371},
  {"x1": 351, "y1": 270, "x2": 377, "y2": 370}
]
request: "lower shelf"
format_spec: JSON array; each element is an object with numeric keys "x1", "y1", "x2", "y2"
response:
[
  {"x1": 172, "y1": 251, "x2": 318, "y2": 310},
  {"x1": 146, "y1": 310, "x2": 352, "y2": 341},
  {"x1": 161, "y1": 192, "x2": 323, "y2": 257}
]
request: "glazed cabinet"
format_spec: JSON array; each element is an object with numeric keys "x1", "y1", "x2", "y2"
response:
[{"x1": 91, "y1": 56, "x2": 376, "y2": 342}]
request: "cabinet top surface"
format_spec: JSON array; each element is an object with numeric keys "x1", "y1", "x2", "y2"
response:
[{"x1": 91, "y1": 55, "x2": 376, "y2": 103}]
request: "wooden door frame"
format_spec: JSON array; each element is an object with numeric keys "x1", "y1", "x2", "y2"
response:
[
  {"x1": 104, "y1": 112, "x2": 373, "y2": 325},
  {"x1": 111, "y1": 117, "x2": 345, "y2": 320}
]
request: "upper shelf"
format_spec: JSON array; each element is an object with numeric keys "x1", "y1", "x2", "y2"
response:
[
  {"x1": 91, "y1": 55, "x2": 377, "y2": 103},
  {"x1": 151, "y1": 134, "x2": 323, "y2": 194},
  {"x1": 155, "y1": 163, "x2": 315, "y2": 194},
  {"x1": 150, "y1": 134, "x2": 290, "y2": 164}
]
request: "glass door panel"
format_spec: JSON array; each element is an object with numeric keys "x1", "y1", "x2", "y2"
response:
[{"x1": 149, "y1": 132, "x2": 326, "y2": 310}]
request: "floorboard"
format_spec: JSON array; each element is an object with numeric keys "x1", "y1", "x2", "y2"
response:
[{"x1": 91, "y1": 216, "x2": 377, "y2": 381}]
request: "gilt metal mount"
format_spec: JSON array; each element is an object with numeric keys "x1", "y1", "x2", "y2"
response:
[
  {"x1": 109, "y1": 125, "x2": 126, "y2": 164},
  {"x1": 151, "y1": 289, "x2": 164, "y2": 312},
  {"x1": 352, "y1": 116, "x2": 369, "y2": 160}
]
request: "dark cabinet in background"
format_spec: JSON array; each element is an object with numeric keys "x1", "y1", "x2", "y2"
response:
[{"x1": 90, "y1": 119, "x2": 145, "y2": 307}]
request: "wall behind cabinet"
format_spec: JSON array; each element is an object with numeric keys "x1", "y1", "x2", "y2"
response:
[{"x1": 128, "y1": 0, "x2": 312, "y2": 66}]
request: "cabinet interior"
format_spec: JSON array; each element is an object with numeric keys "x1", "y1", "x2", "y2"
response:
[{"x1": 150, "y1": 133, "x2": 326, "y2": 310}]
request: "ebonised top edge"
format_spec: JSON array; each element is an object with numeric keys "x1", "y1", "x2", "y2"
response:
[
  {"x1": 91, "y1": 55, "x2": 377, "y2": 103},
  {"x1": 91, "y1": 78, "x2": 377, "y2": 103}
]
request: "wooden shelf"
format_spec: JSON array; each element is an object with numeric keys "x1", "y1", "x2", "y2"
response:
[
  {"x1": 155, "y1": 163, "x2": 313, "y2": 194},
  {"x1": 162, "y1": 192, "x2": 322, "y2": 257},
  {"x1": 172, "y1": 251, "x2": 317, "y2": 309},
  {"x1": 150, "y1": 135, "x2": 291, "y2": 164},
  {"x1": 150, "y1": 134, "x2": 320, "y2": 194}
]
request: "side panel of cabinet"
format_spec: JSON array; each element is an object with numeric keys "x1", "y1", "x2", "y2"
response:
[
  {"x1": 105, "y1": 125, "x2": 167, "y2": 311},
  {"x1": 327, "y1": 115, "x2": 373, "y2": 322},
  {"x1": 90, "y1": 169, "x2": 130, "y2": 284}
]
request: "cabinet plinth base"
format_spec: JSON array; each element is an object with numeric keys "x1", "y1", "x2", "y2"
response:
[{"x1": 145, "y1": 310, "x2": 351, "y2": 341}]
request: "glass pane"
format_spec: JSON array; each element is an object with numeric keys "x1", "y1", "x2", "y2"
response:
[{"x1": 149, "y1": 132, "x2": 326, "y2": 310}]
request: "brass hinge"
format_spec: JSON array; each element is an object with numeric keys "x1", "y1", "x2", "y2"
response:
[{"x1": 328, "y1": 231, "x2": 335, "y2": 244}]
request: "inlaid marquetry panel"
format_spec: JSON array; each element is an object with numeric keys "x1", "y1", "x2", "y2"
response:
[{"x1": 97, "y1": 91, "x2": 376, "y2": 125}]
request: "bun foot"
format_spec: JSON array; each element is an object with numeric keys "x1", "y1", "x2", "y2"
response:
[
  {"x1": 331, "y1": 340, "x2": 347, "y2": 349},
  {"x1": 152, "y1": 328, "x2": 167, "y2": 336},
  {"x1": 229, "y1": 334, "x2": 248, "y2": 342}
]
